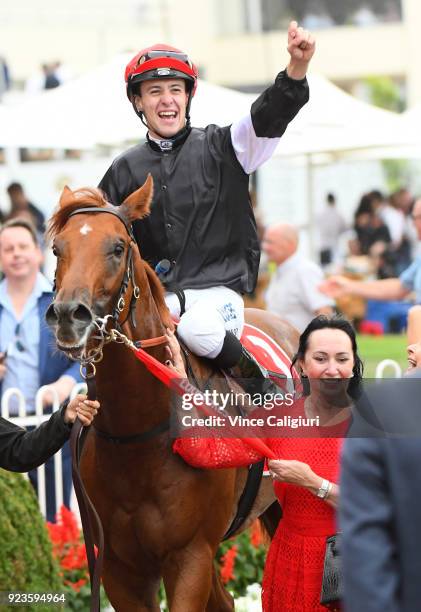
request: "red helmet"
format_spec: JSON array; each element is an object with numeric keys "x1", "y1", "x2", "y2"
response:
[{"x1": 125, "y1": 44, "x2": 198, "y2": 102}]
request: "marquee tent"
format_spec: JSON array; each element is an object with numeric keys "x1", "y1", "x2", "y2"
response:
[
  {"x1": 0, "y1": 55, "x2": 254, "y2": 149},
  {"x1": 1, "y1": 58, "x2": 417, "y2": 155}
]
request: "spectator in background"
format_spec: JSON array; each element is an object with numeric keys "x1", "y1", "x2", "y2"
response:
[
  {"x1": 302, "y1": 0, "x2": 334, "y2": 29},
  {"x1": 320, "y1": 197, "x2": 421, "y2": 304},
  {"x1": 317, "y1": 192, "x2": 347, "y2": 266},
  {"x1": 371, "y1": 189, "x2": 406, "y2": 249},
  {"x1": 6, "y1": 182, "x2": 46, "y2": 238},
  {"x1": 406, "y1": 304, "x2": 421, "y2": 371},
  {"x1": 0, "y1": 219, "x2": 82, "y2": 521},
  {"x1": 352, "y1": 4, "x2": 378, "y2": 26},
  {"x1": 394, "y1": 187, "x2": 420, "y2": 259},
  {"x1": 353, "y1": 192, "x2": 391, "y2": 256},
  {"x1": 0, "y1": 56, "x2": 10, "y2": 100},
  {"x1": 43, "y1": 63, "x2": 60, "y2": 90},
  {"x1": 263, "y1": 222, "x2": 334, "y2": 331},
  {"x1": 25, "y1": 62, "x2": 62, "y2": 95}
]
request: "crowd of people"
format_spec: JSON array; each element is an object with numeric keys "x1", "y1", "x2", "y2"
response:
[
  {"x1": 317, "y1": 188, "x2": 420, "y2": 279},
  {"x1": 1, "y1": 18, "x2": 421, "y2": 611}
]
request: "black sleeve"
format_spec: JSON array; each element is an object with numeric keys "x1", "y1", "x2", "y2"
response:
[
  {"x1": 0, "y1": 405, "x2": 72, "y2": 473},
  {"x1": 251, "y1": 69, "x2": 309, "y2": 138}
]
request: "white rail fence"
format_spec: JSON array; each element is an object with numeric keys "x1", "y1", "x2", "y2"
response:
[
  {"x1": 1, "y1": 383, "x2": 87, "y2": 519},
  {"x1": 375, "y1": 359, "x2": 402, "y2": 379}
]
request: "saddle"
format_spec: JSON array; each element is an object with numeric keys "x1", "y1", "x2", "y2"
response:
[{"x1": 177, "y1": 322, "x2": 296, "y2": 540}]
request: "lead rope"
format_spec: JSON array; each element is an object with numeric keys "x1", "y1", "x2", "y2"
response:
[{"x1": 70, "y1": 373, "x2": 103, "y2": 612}]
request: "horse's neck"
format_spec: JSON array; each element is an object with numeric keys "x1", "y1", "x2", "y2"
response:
[{"x1": 95, "y1": 258, "x2": 171, "y2": 435}]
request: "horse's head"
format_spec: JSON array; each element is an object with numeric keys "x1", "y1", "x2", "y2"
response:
[{"x1": 46, "y1": 175, "x2": 153, "y2": 359}]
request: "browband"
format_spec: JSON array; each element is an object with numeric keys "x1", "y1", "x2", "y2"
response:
[{"x1": 68, "y1": 206, "x2": 133, "y2": 237}]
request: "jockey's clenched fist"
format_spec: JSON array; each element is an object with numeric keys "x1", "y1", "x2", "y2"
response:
[{"x1": 286, "y1": 20, "x2": 316, "y2": 80}]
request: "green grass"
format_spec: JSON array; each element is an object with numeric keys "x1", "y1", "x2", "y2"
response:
[{"x1": 357, "y1": 333, "x2": 407, "y2": 378}]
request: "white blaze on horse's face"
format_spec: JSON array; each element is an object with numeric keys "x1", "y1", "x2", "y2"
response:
[{"x1": 80, "y1": 223, "x2": 93, "y2": 236}]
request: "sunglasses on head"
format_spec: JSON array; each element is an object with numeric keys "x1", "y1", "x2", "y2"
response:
[{"x1": 140, "y1": 50, "x2": 192, "y2": 69}]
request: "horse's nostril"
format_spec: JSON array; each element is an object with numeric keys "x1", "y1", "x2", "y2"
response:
[
  {"x1": 73, "y1": 304, "x2": 93, "y2": 324},
  {"x1": 45, "y1": 303, "x2": 58, "y2": 326}
]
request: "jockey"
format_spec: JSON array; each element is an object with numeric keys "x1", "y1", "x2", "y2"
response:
[{"x1": 99, "y1": 22, "x2": 315, "y2": 389}]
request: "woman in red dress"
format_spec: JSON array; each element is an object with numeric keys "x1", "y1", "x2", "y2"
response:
[{"x1": 171, "y1": 316, "x2": 363, "y2": 612}]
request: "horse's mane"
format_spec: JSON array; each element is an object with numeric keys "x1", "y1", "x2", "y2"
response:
[{"x1": 47, "y1": 188, "x2": 111, "y2": 240}]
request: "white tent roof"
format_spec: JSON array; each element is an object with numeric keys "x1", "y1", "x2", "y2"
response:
[
  {"x1": 0, "y1": 55, "x2": 253, "y2": 149},
  {"x1": 0, "y1": 59, "x2": 417, "y2": 156},
  {"x1": 274, "y1": 73, "x2": 418, "y2": 158}
]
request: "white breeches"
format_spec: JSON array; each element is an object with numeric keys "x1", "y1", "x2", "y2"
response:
[{"x1": 165, "y1": 286, "x2": 245, "y2": 358}]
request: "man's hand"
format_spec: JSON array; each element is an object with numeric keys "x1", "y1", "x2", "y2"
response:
[
  {"x1": 42, "y1": 375, "x2": 77, "y2": 407},
  {"x1": 286, "y1": 20, "x2": 315, "y2": 80},
  {"x1": 319, "y1": 275, "x2": 355, "y2": 299},
  {"x1": 63, "y1": 394, "x2": 100, "y2": 426}
]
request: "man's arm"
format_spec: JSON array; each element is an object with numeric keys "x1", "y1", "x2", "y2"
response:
[
  {"x1": 230, "y1": 21, "x2": 314, "y2": 174},
  {"x1": 0, "y1": 408, "x2": 71, "y2": 472},
  {"x1": 285, "y1": 20, "x2": 316, "y2": 80},
  {"x1": 340, "y1": 437, "x2": 400, "y2": 612},
  {"x1": 319, "y1": 276, "x2": 409, "y2": 301}
]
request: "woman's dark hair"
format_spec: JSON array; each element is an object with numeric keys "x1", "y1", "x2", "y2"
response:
[
  {"x1": 291, "y1": 315, "x2": 364, "y2": 399},
  {"x1": 354, "y1": 194, "x2": 373, "y2": 221}
]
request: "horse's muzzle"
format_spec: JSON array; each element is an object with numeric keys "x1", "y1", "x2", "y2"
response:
[{"x1": 46, "y1": 300, "x2": 94, "y2": 343}]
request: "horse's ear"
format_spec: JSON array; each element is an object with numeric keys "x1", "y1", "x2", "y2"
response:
[
  {"x1": 120, "y1": 174, "x2": 154, "y2": 221},
  {"x1": 58, "y1": 185, "x2": 74, "y2": 208}
]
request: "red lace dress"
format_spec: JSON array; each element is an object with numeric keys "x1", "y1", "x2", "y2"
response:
[{"x1": 173, "y1": 399, "x2": 347, "y2": 612}]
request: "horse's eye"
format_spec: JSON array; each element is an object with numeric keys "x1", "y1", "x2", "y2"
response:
[
  {"x1": 113, "y1": 244, "x2": 125, "y2": 258},
  {"x1": 52, "y1": 246, "x2": 59, "y2": 257}
]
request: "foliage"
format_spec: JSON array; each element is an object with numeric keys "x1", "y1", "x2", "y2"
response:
[
  {"x1": 0, "y1": 469, "x2": 63, "y2": 611},
  {"x1": 364, "y1": 75, "x2": 404, "y2": 113},
  {"x1": 216, "y1": 520, "x2": 267, "y2": 599},
  {"x1": 46, "y1": 506, "x2": 109, "y2": 611},
  {"x1": 381, "y1": 159, "x2": 410, "y2": 194},
  {"x1": 363, "y1": 75, "x2": 409, "y2": 192}
]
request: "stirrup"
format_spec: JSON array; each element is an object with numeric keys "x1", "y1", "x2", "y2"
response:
[{"x1": 236, "y1": 347, "x2": 281, "y2": 397}]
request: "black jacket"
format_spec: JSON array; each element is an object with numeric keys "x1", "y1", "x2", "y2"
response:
[
  {"x1": 99, "y1": 70, "x2": 309, "y2": 294},
  {"x1": 0, "y1": 407, "x2": 71, "y2": 472},
  {"x1": 341, "y1": 372, "x2": 421, "y2": 612}
]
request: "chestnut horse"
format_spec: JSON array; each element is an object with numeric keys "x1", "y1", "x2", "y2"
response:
[{"x1": 46, "y1": 176, "x2": 299, "y2": 611}]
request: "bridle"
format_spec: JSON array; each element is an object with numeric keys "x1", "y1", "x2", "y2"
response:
[{"x1": 61, "y1": 205, "x2": 167, "y2": 379}]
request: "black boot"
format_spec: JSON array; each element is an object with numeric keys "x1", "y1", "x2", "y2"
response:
[{"x1": 213, "y1": 333, "x2": 284, "y2": 397}]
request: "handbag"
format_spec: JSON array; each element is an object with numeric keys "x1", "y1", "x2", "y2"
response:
[{"x1": 320, "y1": 533, "x2": 342, "y2": 611}]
